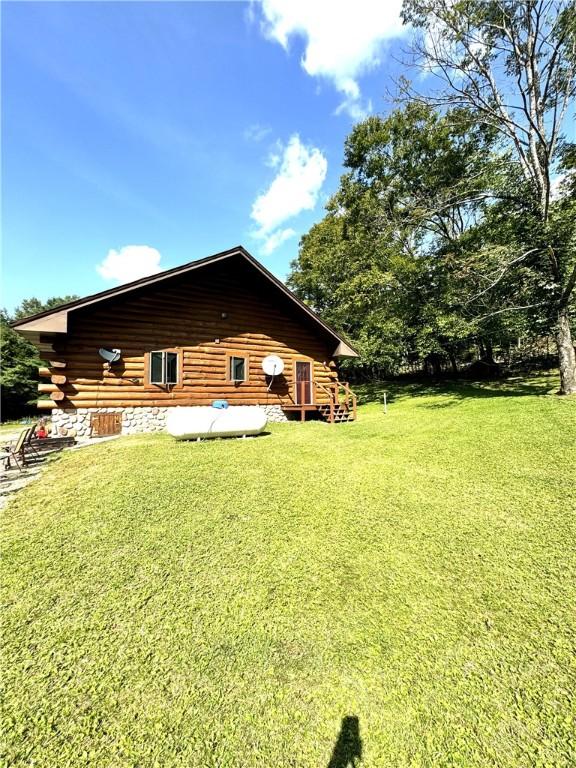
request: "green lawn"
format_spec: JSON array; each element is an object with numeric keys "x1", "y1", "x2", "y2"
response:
[
  {"x1": 0, "y1": 420, "x2": 33, "y2": 437},
  {"x1": 2, "y1": 374, "x2": 575, "y2": 767}
]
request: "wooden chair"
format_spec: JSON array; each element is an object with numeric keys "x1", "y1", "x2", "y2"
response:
[{"x1": 2, "y1": 427, "x2": 38, "y2": 471}]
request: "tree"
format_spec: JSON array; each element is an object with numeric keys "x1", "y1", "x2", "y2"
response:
[
  {"x1": 401, "y1": 0, "x2": 576, "y2": 391},
  {"x1": 290, "y1": 209, "x2": 415, "y2": 377},
  {"x1": 1, "y1": 296, "x2": 79, "y2": 421},
  {"x1": 0, "y1": 311, "x2": 40, "y2": 420},
  {"x1": 12, "y1": 295, "x2": 79, "y2": 321},
  {"x1": 290, "y1": 103, "x2": 525, "y2": 377}
]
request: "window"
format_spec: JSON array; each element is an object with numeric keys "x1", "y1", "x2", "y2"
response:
[
  {"x1": 225, "y1": 351, "x2": 249, "y2": 383},
  {"x1": 229, "y1": 355, "x2": 247, "y2": 382},
  {"x1": 149, "y1": 351, "x2": 179, "y2": 386}
]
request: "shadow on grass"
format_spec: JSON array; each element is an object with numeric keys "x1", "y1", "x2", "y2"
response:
[
  {"x1": 356, "y1": 374, "x2": 556, "y2": 408},
  {"x1": 327, "y1": 716, "x2": 362, "y2": 768},
  {"x1": 177, "y1": 431, "x2": 272, "y2": 443}
]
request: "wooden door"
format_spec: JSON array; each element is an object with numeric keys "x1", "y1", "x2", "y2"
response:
[
  {"x1": 295, "y1": 361, "x2": 313, "y2": 405},
  {"x1": 91, "y1": 413, "x2": 122, "y2": 436}
]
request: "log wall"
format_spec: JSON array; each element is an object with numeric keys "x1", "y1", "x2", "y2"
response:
[{"x1": 42, "y1": 257, "x2": 339, "y2": 410}]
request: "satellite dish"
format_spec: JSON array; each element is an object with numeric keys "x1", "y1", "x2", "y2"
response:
[
  {"x1": 262, "y1": 355, "x2": 284, "y2": 376},
  {"x1": 99, "y1": 347, "x2": 121, "y2": 364}
]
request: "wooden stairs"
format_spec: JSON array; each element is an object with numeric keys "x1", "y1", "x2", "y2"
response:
[
  {"x1": 283, "y1": 380, "x2": 357, "y2": 423},
  {"x1": 317, "y1": 403, "x2": 354, "y2": 423}
]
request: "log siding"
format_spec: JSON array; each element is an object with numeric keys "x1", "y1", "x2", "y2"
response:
[{"x1": 45, "y1": 258, "x2": 339, "y2": 410}]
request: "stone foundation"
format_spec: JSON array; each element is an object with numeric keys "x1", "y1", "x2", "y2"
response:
[
  {"x1": 50, "y1": 403, "x2": 287, "y2": 438},
  {"x1": 261, "y1": 404, "x2": 289, "y2": 423},
  {"x1": 50, "y1": 407, "x2": 168, "y2": 439}
]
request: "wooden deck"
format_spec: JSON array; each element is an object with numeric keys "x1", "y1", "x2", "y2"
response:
[{"x1": 284, "y1": 381, "x2": 357, "y2": 423}]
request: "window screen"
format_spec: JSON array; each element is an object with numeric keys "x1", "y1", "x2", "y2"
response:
[
  {"x1": 150, "y1": 352, "x2": 165, "y2": 385},
  {"x1": 165, "y1": 352, "x2": 178, "y2": 385},
  {"x1": 149, "y1": 351, "x2": 178, "y2": 385},
  {"x1": 230, "y1": 356, "x2": 246, "y2": 381}
]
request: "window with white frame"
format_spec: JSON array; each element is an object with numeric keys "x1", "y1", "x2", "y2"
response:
[{"x1": 149, "y1": 351, "x2": 179, "y2": 386}]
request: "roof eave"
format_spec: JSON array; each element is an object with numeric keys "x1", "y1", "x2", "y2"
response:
[
  {"x1": 333, "y1": 341, "x2": 359, "y2": 358},
  {"x1": 10, "y1": 245, "x2": 248, "y2": 330},
  {"x1": 238, "y1": 251, "x2": 359, "y2": 356},
  {"x1": 12, "y1": 310, "x2": 68, "y2": 334},
  {"x1": 10, "y1": 245, "x2": 360, "y2": 358}
]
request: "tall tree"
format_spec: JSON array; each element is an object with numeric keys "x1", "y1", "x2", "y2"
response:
[
  {"x1": 401, "y1": 0, "x2": 576, "y2": 391},
  {"x1": 290, "y1": 103, "x2": 525, "y2": 376}
]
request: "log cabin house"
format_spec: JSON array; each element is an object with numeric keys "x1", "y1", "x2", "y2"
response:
[{"x1": 12, "y1": 246, "x2": 359, "y2": 437}]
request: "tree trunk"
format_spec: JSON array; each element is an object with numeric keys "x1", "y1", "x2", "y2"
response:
[
  {"x1": 556, "y1": 308, "x2": 576, "y2": 395},
  {"x1": 448, "y1": 351, "x2": 458, "y2": 375},
  {"x1": 483, "y1": 339, "x2": 494, "y2": 363},
  {"x1": 428, "y1": 353, "x2": 442, "y2": 378}
]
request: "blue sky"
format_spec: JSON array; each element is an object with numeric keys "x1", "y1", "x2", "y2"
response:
[{"x1": 2, "y1": 0, "x2": 412, "y2": 312}]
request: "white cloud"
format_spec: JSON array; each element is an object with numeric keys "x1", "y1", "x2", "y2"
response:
[
  {"x1": 244, "y1": 123, "x2": 272, "y2": 142},
  {"x1": 265, "y1": 138, "x2": 284, "y2": 168},
  {"x1": 257, "y1": 0, "x2": 406, "y2": 117},
  {"x1": 266, "y1": 150, "x2": 282, "y2": 169},
  {"x1": 260, "y1": 227, "x2": 296, "y2": 255},
  {"x1": 335, "y1": 94, "x2": 373, "y2": 122},
  {"x1": 550, "y1": 173, "x2": 568, "y2": 201},
  {"x1": 97, "y1": 245, "x2": 163, "y2": 284},
  {"x1": 422, "y1": 16, "x2": 486, "y2": 80},
  {"x1": 250, "y1": 134, "x2": 327, "y2": 254}
]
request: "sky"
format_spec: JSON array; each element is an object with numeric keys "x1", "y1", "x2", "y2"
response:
[{"x1": 2, "y1": 0, "x2": 414, "y2": 313}]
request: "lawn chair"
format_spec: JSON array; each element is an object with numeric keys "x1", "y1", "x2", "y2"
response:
[
  {"x1": 2, "y1": 427, "x2": 38, "y2": 472},
  {"x1": 25, "y1": 428, "x2": 42, "y2": 460}
]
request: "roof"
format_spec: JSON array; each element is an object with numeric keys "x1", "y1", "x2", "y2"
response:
[{"x1": 12, "y1": 245, "x2": 359, "y2": 357}]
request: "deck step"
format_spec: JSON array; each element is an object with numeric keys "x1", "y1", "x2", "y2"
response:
[{"x1": 316, "y1": 404, "x2": 353, "y2": 423}]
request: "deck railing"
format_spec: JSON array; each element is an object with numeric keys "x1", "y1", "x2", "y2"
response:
[{"x1": 316, "y1": 380, "x2": 357, "y2": 422}]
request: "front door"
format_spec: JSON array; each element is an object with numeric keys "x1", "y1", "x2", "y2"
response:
[{"x1": 295, "y1": 361, "x2": 313, "y2": 405}]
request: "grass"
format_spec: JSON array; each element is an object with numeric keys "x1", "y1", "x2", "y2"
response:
[
  {"x1": 0, "y1": 419, "x2": 50, "y2": 439},
  {"x1": 1, "y1": 373, "x2": 575, "y2": 767},
  {"x1": 0, "y1": 421, "x2": 32, "y2": 437}
]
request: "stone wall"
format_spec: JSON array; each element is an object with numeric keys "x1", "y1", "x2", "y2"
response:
[
  {"x1": 50, "y1": 408, "x2": 92, "y2": 439},
  {"x1": 261, "y1": 404, "x2": 288, "y2": 423},
  {"x1": 50, "y1": 407, "x2": 168, "y2": 439},
  {"x1": 50, "y1": 404, "x2": 286, "y2": 438}
]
